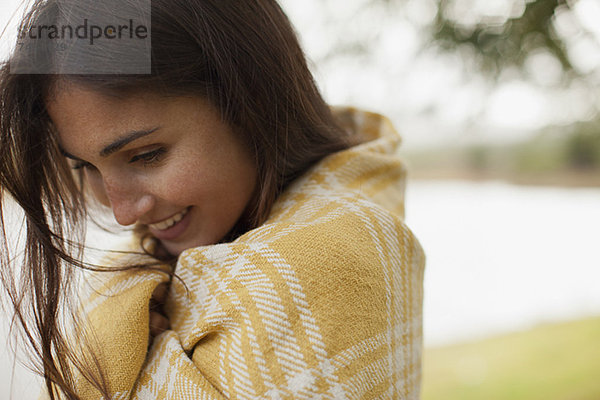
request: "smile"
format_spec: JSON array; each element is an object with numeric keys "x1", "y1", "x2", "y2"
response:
[{"x1": 148, "y1": 208, "x2": 190, "y2": 231}]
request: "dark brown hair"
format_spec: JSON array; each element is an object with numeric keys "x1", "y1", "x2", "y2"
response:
[{"x1": 0, "y1": 0, "x2": 349, "y2": 398}]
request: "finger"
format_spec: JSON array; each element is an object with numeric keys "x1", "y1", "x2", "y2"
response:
[{"x1": 149, "y1": 311, "x2": 170, "y2": 338}]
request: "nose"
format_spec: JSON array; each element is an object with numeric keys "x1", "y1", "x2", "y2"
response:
[{"x1": 103, "y1": 178, "x2": 156, "y2": 226}]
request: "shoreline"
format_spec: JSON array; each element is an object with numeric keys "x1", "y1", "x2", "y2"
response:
[{"x1": 407, "y1": 169, "x2": 600, "y2": 189}]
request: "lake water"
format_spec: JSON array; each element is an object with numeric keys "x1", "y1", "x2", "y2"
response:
[
  {"x1": 2, "y1": 179, "x2": 600, "y2": 397},
  {"x1": 405, "y1": 180, "x2": 600, "y2": 346}
]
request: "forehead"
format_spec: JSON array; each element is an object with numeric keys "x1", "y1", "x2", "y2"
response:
[
  {"x1": 45, "y1": 83, "x2": 212, "y2": 153},
  {"x1": 47, "y1": 83, "x2": 155, "y2": 134}
]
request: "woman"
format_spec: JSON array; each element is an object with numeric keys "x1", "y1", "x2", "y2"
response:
[{"x1": 0, "y1": 0, "x2": 425, "y2": 399}]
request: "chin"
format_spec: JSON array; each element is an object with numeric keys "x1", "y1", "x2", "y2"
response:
[{"x1": 159, "y1": 238, "x2": 207, "y2": 257}]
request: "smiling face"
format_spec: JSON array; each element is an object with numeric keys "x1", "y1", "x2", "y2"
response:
[{"x1": 46, "y1": 83, "x2": 257, "y2": 256}]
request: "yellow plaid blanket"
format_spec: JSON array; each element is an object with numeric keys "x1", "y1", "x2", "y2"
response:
[{"x1": 68, "y1": 108, "x2": 425, "y2": 399}]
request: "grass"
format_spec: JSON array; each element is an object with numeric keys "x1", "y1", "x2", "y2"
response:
[{"x1": 422, "y1": 317, "x2": 600, "y2": 400}]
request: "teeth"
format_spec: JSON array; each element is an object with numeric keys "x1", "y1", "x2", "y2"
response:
[{"x1": 149, "y1": 208, "x2": 189, "y2": 231}]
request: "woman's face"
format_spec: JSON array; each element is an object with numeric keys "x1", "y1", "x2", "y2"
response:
[{"x1": 46, "y1": 83, "x2": 257, "y2": 256}]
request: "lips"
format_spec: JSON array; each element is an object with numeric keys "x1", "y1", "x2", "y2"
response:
[
  {"x1": 148, "y1": 208, "x2": 190, "y2": 231},
  {"x1": 147, "y1": 206, "x2": 193, "y2": 242}
]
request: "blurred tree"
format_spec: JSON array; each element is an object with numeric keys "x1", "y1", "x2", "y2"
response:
[
  {"x1": 564, "y1": 119, "x2": 600, "y2": 168},
  {"x1": 333, "y1": 0, "x2": 600, "y2": 84},
  {"x1": 431, "y1": 0, "x2": 575, "y2": 79},
  {"x1": 283, "y1": 0, "x2": 600, "y2": 156}
]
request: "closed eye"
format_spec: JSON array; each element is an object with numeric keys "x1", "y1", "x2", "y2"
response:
[
  {"x1": 60, "y1": 148, "x2": 94, "y2": 171},
  {"x1": 72, "y1": 160, "x2": 94, "y2": 170},
  {"x1": 129, "y1": 147, "x2": 167, "y2": 166},
  {"x1": 65, "y1": 148, "x2": 167, "y2": 170}
]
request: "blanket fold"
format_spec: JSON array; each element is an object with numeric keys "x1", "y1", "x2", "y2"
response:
[{"x1": 67, "y1": 107, "x2": 425, "y2": 399}]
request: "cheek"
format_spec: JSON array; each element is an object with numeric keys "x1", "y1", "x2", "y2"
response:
[
  {"x1": 145, "y1": 160, "x2": 204, "y2": 204},
  {"x1": 168, "y1": 172, "x2": 206, "y2": 204}
]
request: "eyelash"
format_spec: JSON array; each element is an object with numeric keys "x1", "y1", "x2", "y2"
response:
[
  {"x1": 129, "y1": 148, "x2": 167, "y2": 166},
  {"x1": 72, "y1": 161, "x2": 93, "y2": 170},
  {"x1": 71, "y1": 148, "x2": 167, "y2": 170}
]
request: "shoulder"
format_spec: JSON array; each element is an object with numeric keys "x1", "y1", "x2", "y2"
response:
[
  {"x1": 175, "y1": 190, "x2": 424, "y2": 327},
  {"x1": 241, "y1": 191, "x2": 416, "y2": 270},
  {"x1": 178, "y1": 189, "x2": 423, "y2": 290},
  {"x1": 172, "y1": 191, "x2": 425, "y2": 391}
]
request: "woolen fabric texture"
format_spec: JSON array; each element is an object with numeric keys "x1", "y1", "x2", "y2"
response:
[{"x1": 56, "y1": 107, "x2": 425, "y2": 399}]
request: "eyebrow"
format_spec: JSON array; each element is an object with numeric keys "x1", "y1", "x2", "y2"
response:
[
  {"x1": 59, "y1": 126, "x2": 161, "y2": 161},
  {"x1": 99, "y1": 127, "x2": 161, "y2": 157}
]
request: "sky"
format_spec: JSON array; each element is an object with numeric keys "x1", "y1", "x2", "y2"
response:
[
  {"x1": 279, "y1": 0, "x2": 600, "y2": 147},
  {"x1": 1, "y1": 0, "x2": 599, "y2": 148}
]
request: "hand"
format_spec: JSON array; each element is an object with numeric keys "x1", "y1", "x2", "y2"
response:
[{"x1": 149, "y1": 282, "x2": 170, "y2": 339}]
